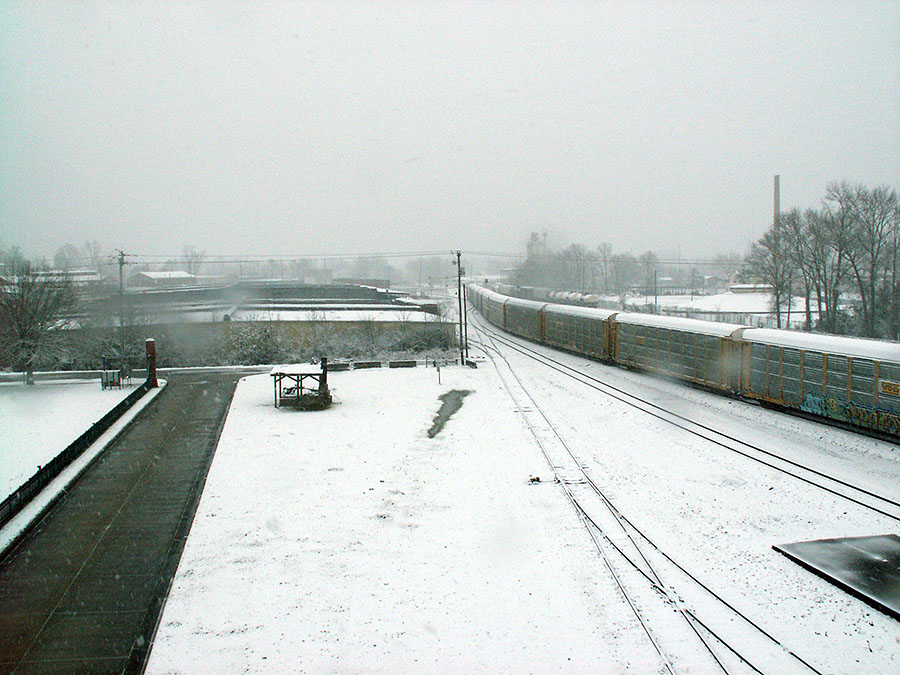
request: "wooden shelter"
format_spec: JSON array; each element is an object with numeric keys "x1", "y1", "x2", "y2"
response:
[{"x1": 270, "y1": 359, "x2": 332, "y2": 409}]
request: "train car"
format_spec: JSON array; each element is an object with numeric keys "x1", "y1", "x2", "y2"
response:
[
  {"x1": 476, "y1": 286, "x2": 509, "y2": 329},
  {"x1": 504, "y1": 296, "x2": 547, "y2": 342},
  {"x1": 611, "y1": 313, "x2": 746, "y2": 392},
  {"x1": 543, "y1": 304, "x2": 615, "y2": 361},
  {"x1": 740, "y1": 329, "x2": 900, "y2": 436},
  {"x1": 470, "y1": 284, "x2": 900, "y2": 438},
  {"x1": 532, "y1": 287, "x2": 552, "y2": 301}
]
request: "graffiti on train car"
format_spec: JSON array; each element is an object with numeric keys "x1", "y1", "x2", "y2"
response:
[{"x1": 800, "y1": 394, "x2": 900, "y2": 435}]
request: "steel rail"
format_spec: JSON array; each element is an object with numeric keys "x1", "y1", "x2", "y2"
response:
[
  {"x1": 472, "y1": 314, "x2": 900, "y2": 523},
  {"x1": 471, "y1": 318, "x2": 826, "y2": 674},
  {"x1": 474, "y1": 330, "x2": 679, "y2": 675},
  {"x1": 475, "y1": 331, "x2": 763, "y2": 674}
]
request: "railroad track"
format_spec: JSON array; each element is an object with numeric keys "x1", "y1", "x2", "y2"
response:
[
  {"x1": 471, "y1": 317, "x2": 832, "y2": 675},
  {"x1": 469, "y1": 312, "x2": 900, "y2": 524}
]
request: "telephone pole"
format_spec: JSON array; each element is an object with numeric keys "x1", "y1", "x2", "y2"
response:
[
  {"x1": 454, "y1": 251, "x2": 465, "y2": 363},
  {"x1": 113, "y1": 250, "x2": 130, "y2": 374},
  {"x1": 462, "y1": 283, "x2": 469, "y2": 360}
]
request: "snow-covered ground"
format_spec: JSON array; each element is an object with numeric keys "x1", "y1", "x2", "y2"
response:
[
  {"x1": 0, "y1": 379, "x2": 138, "y2": 501},
  {"x1": 601, "y1": 291, "x2": 830, "y2": 328},
  {"x1": 146, "y1": 367, "x2": 655, "y2": 673},
  {"x1": 649, "y1": 291, "x2": 809, "y2": 314},
  {"x1": 148, "y1": 342, "x2": 900, "y2": 672},
  {"x1": 472, "y1": 328, "x2": 900, "y2": 673}
]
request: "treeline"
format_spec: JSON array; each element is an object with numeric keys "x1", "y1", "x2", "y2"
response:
[
  {"x1": 746, "y1": 182, "x2": 899, "y2": 338},
  {"x1": 511, "y1": 245, "x2": 738, "y2": 296}
]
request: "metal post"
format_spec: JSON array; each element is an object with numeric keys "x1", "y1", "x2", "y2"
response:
[
  {"x1": 145, "y1": 338, "x2": 158, "y2": 387},
  {"x1": 653, "y1": 269, "x2": 658, "y2": 312},
  {"x1": 455, "y1": 251, "x2": 464, "y2": 364},
  {"x1": 462, "y1": 283, "x2": 469, "y2": 359},
  {"x1": 116, "y1": 250, "x2": 126, "y2": 375}
]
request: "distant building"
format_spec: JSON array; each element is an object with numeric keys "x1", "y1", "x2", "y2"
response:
[
  {"x1": 33, "y1": 269, "x2": 110, "y2": 289},
  {"x1": 129, "y1": 271, "x2": 199, "y2": 288},
  {"x1": 728, "y1": 283, "x2": 774, "y2": 294},
  {"x1": 526, "y1": 232, "x2": 548, "y2": 258},
  {"x1": 334, "y1": 277, "x2": 390, "y2": 289}
]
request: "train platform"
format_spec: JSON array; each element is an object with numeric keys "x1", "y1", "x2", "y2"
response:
[{"x1": 0, "y1": 371, "x2": 252, "y2": 674}]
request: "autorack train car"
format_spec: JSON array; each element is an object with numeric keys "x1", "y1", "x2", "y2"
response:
[
  {"x1": 467, "y1": 283, "x2": 900, "y2": 439},
  {"x1": 612, "y1": 313, "x2": 746, "y2": 392},
  {"x1": 740, "y1": 329, "x2": 900, "y2": 437}
]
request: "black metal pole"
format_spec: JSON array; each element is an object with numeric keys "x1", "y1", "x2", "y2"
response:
[
  {"x1": 117, "y1": 250, "x2": 126, "y2": 375},
  {"x1": 456, "y1": 251, "x2": 464, "y2": 364},
  {"x1": 462, "y1": 283, "x2": 469, "y2": 359}
]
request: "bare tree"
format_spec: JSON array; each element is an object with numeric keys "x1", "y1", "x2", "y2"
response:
[
  {"x1": 596, "y1": 242, "x2": 612, "y2": 294},
  {"x1": 608, "y1": 253, "x2": 639, "y2": 296},
  {"x1": 0, "y1": 262, "x2": 78, "y2": 383},
  {"x1": 847, "y1": 184, "x2": 898, "y2": 336},
  {"x1": 182, "y1": 245, "x2": 206, "y2": 276},
  {"x1": 745, "y1": 222, "x2": 792, "y2": 328},
  {"x1": 781, "y1": 208, "x2": 815, "y2": 330},
  {"x1": 638, "y1": 250, "x2": 659, "y2": 297},
  {"x1": 53, "y1": 243, "x2": 82, "y2": 270},
  {"x1": 83, "y1": 240, "x2": 105, "y2": 273}
]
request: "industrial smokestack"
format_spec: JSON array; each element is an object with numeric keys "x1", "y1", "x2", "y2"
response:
[{"x1": 774, "y1": 175, "x2": 780, "y2": 227}]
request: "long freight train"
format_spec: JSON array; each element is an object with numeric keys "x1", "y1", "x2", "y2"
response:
[{"x1": 469, "y1": 284, "x2": 900, "y2": 439}]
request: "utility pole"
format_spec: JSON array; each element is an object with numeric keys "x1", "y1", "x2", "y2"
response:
[
  {"x1": 454, "y1": 251, "x2": 464, "y2": 364},
  {"x1": 462, "y1": 283, "x2": 469, "y2": 360},
  {"x1": 113, "y1": 250, "x2": 129, "y2": 374},
  {"x1": 653, "y1": 269, "x2": 658, "y2": 312}
]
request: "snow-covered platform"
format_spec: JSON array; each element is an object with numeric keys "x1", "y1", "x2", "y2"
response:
[
  {"x1": 0, "y1": 379, "x2": 138, "y2": 502},
  {"x1": 146, "y1": 367, "x2": 647, "y2": 673}
]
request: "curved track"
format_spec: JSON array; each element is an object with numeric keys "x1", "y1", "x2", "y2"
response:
[
  {"x1": 476, "y1": 325, "x2": 832, "y2": 673},
  {"x1": 471, "y1": 313, "x2": 900, "y2": 523}
]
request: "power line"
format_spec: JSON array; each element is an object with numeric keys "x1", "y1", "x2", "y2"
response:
[{"x1": 33, "y1": 249, "x2": 747, "y2": 269}]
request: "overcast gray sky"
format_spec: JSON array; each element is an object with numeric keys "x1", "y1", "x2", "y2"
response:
[{"x1": 2, "y1": 1, "x2": 898, "y2": 261}]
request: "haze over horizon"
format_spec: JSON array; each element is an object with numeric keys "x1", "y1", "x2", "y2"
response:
[{"x1": 2, "y1": 1, "x2": 898, "y2": 261}]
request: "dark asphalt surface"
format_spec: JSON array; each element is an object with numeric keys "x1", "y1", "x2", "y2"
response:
[{"x1": 0, "y1": 371, "x2": 251, "y2": 674}]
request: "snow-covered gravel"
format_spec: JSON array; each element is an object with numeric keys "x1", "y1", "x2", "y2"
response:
[
  {"x1": 472, "y1": 328, "x2": 900, "y2": 674},
  {"x1": 147, "y1": 367, "x2": 655, "y2": 673},
  {"x1": 0, "y1": 379, "x2": 138, "y2": 501}
]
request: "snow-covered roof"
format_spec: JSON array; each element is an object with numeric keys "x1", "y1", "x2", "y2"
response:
[
  {"x1": 31, "y1": 269, "x2": 107, "y2": 284},
  {"x1": 741, "y1": 329, "x2": 900, "y2": 363},
  {"x1": 613, "y1": 312, "x2": 746, "y2": 338},
  {"x1": 504, "y1": 296, "x2": 549, "y2": 312},
  {"x1": 138, "y1": 271, "x2": 197, "y2": 279},
  {"x1": 270, "y1": 363, "x2": 324, "y2": 376},
  {"x1": 544, "y1": 304, "x2": 618, "y2": 321}
]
